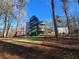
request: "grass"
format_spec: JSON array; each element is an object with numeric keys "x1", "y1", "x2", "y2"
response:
[
  {"x1": 27, "y1": 37, "x2": 43, "y2": 41},
  {"x1": 1, "y1": 37, "x2": 79, "y2": 50},
  {"x1": 1, "y1": 38, "x2": 44, "y2": 46}
]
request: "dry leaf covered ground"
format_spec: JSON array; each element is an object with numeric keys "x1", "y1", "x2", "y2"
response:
[{"x1": 0, "y1": 38, "x2": 79, "y2": 59}]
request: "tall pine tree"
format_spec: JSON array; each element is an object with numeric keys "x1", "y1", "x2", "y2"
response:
[{"x1": 29, "y1": 16, "x2": 41, "y2": 36}]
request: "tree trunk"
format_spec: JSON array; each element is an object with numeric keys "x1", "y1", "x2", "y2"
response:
[
  {"x1": 3, "y1": 13, "x2": 10, "y2": 37},
  {"x1": 14, "y1": 21, "x2": 19, "y2": 37},
  {"x1": 64, "y1": 10, "x2": 70, "y2": 34},
  {"x1": 51, "y1": 0, "x2": 58, "y2": 38}
]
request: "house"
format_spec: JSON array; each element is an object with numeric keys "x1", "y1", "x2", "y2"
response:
[
  {"x1": 58, "y1": 27, "x2": 68, "y2": 34},
  {"x1": 39, "y1": 23, "x2": 45, "y2": 32}
]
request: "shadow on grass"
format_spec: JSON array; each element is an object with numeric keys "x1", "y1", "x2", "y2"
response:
[{"x1": 0, "y1": 41, "x2": 59, "y2": 59}]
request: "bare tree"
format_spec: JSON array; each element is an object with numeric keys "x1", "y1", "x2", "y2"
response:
[
  {"x1": 0, "y1": 0, "x2": 27, "y2": 37},
  {"x1": 51, "y1": 0, "x2": 58, "y2": 38},
  {"x1": 62, "y1": 0, "x2": 70, "y2": 34},
  {"x1": 14, "y1": 9, "x2": 26, "y2": 37},
  {"x1": 0, "y1": 0, "x2": 13, "y2": 37}
]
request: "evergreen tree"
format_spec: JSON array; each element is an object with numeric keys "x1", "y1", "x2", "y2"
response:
[{"x1": 29, "y1": 16, "x2": 41, "y2": 36}]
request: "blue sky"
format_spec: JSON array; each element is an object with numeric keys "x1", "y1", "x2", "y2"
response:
[
  {"x1": 24, "y1": 0, "x2": 79, "y2": 22},
  {"x1": 24, "y1": 0, "x2": 52, "y2": 22},
  {"x1": 24, "y1": 0, "x2": 65, "y2": 22},
  {"x1": 0, "y1": 0, "x2": 79, "y2": 28}
]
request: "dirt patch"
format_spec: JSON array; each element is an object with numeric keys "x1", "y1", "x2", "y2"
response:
[{"x1": 0, "y1": 41, "x2": 59, "y2": 59}]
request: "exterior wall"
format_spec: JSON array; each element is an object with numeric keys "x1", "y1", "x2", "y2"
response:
[
  {"x1": 26, "y1": 22, "x2": 30, "y2": 35},
  {"x1": 39, "y1": 24, "x2": 45, "y2": 32},
  {"x1": 58, "y1": 27, "x2": 68, "y2": 34}
]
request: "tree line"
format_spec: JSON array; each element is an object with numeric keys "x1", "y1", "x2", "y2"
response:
[
  {"x1": 0, "y1": 0, "x2": 27, "y2": 37},
  {"x1": 51, "y1": 0, "x2": 79, "y2": 38}
]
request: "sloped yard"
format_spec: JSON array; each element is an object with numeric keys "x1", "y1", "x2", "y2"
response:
[{"x1": 0, "y1": 38, "x2": 79, "y2": 59}]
